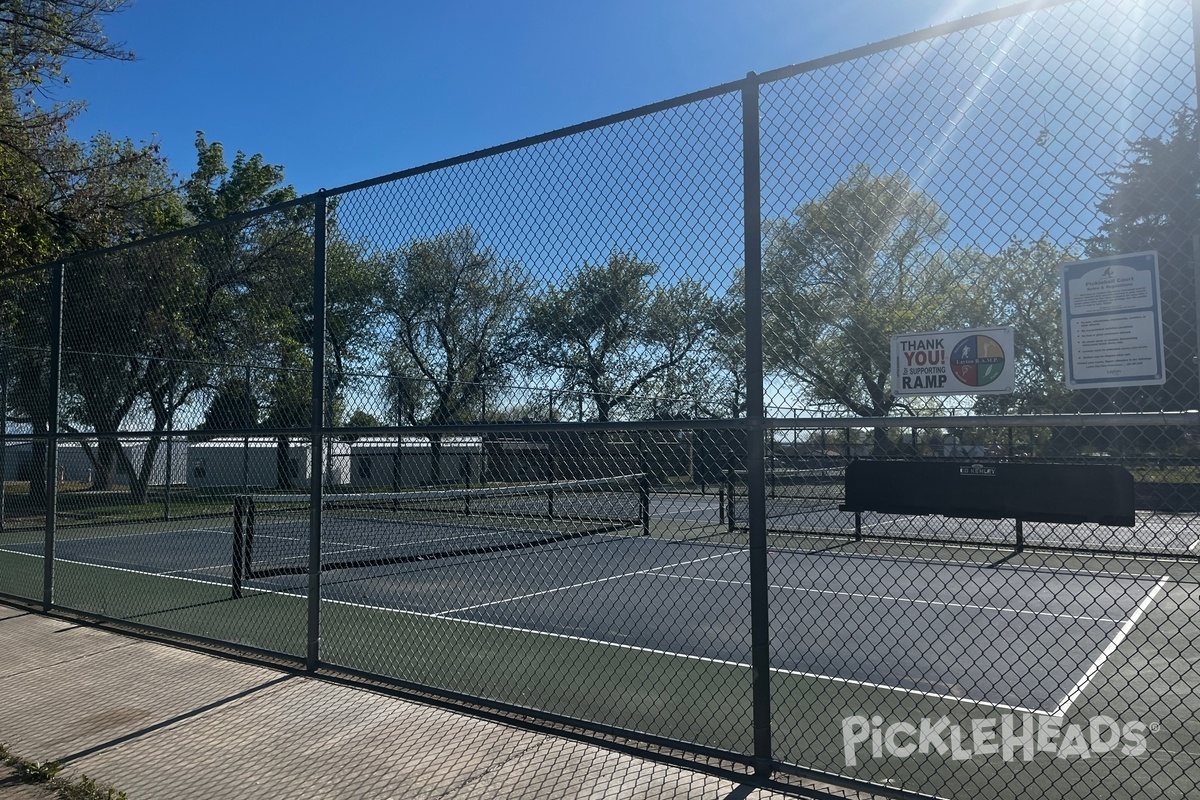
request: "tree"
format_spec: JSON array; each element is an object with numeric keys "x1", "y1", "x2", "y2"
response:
[
  {"x1": 0, "y1": 1, "x2": 189, "y2": 503},
  {"x1": 697, "y1": 276, "x2": 746, "y2": 419},
  {"x1": 2, "y1": 126, "x2": 184, "y2": 502},
  {"x1": 346, "y1": 409, "x2": 380, "y2": 428},
  {"x1": 1089, "y1": 108, "x2": 1199, "y2": 413},
  {"x1": 386, "y1": 226, "x2": 527, "y2": 480},
  {"x1": 972, "y1": 239, "x2": 1077, "y2": 416},
  {"x1": 0, "y1": 2, "x2": 133, "y2": 95},
  {"x1": 762, "y1": 165, "x2": 981, "y2": 452},
  {"x1": 322, "y1": 227, "x2": 392, "y2": 425},
  {"x1": 527, "y1": 251, "x2": 716, "y2": 422},
  {"x1": 0, "y1": 1, "x2": 158, "y2": 270},
  {"x1": 195, "y1": 375, "x2": 258, "y2": 434}
]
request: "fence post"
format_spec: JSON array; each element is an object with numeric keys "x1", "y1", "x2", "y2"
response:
[
  {"x1": 742, "y1": 71, "x2": 772, "y2": 777},
  {"x1": 242, "y1": 364, "x2": 251, "y2": 490},
  {"x1": 307, "y1": 193, "x2": 328, "y2": 673},
  {"x1": 163, "y1": 361, "x2": 174, "y2": 522},
  {"x1": 1193, "y1": 4, "x2": 1200, "y2": 409},
  {"x1": 1193, "y1": 235, "x2": 1200, "y2": 409},
  {"x1": 44, "y1": 261, "x2": 65, "y2": 611},
  {"x1": 1, "y1": 343, "x2": 7, "y2": 536}
]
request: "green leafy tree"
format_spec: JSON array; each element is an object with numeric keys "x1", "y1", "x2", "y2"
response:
[
  {"x1": 0, "y1": 1, "x2": 133, "y2": 94},
  {"x1": 762, "y1": 165, "x2": 981, "y2": 452},
  {"x1": 387, "y1": 225, "x2": 526, "y2": 425},
  {"x1": 322, "y1": 228, "x2": 392, "y2": 425},
  {"x1": 0, "y1": 1, "x2": 183, "y2": 502},
  {"x1": 527, "y1": 251, "x2": 716, "y2": 423},
  {"x1": 694, "y1": 277, "x2": 746, "y2": 419},
  {"x1": 346, "y1": 409, "x2": 380, "y2": 428},
  {"x1": 1089, "y1": 108, "x2": 1200, "y2": 413},
  {"x1": 195, "y1": 375, "x2": 258, "y2": 434},
  {"x1": 972, "y1": 239, "x2": 1077, "y2": 416},
  {"x1": 386, "y1": 225, "x2": 527, "y2": 480}
]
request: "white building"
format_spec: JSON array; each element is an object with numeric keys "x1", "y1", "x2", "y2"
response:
[
  {"x1": 185, "y1": 438, "x2": 350, "y2": 489},
  {"x1": 51, "y1": 440, "x2": 189, "y2": 487},
  {"x1": 1, "y1": 441, "x2": 32, "y2": 481},
  {"x1": 187, "y1": 438, "x2": 311, "y2": 489},
  {"x1": 348, "y1": 436, "x2": 483, "y2": 488}
]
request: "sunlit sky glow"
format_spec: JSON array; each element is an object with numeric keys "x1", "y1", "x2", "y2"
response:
[{"x1": 63, "y1": 0, "x2": 1015, "y2": 195}]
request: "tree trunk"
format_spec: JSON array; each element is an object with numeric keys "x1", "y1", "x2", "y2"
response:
[
  {"x1": 872, "y1": 426, "x2": 890, "y2": 457},
  {"x1": 276, "y1": 436, "x2": 293, "y2": 490}
]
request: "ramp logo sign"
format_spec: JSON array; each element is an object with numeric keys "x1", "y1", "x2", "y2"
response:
[{"x1": 891, "y1": 327, "x2": 1015, "y2": 396}]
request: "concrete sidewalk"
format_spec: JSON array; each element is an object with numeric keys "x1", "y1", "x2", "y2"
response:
[{"x1": 0, "y1": 603, "x2": 797, "y2": 800}]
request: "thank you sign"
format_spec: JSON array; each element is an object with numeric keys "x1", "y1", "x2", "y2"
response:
[{"x1": 891, "y1": 327, "x2": 1015, "y2": 396}]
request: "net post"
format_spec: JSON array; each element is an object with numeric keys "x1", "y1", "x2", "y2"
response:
[
  {"x1": 232, "y1": 495, "x2": 245, "y2": 599},
  {"x1": 1015, "y1": 518, "x2": 1024, "y2": 552},
  {"x1": 725, "y1": 468, "x2": 735, "y2": 534},
  {"x1": 854, "y1": 511, "x2": 862, "y2": 542},
  {"x1": 639, "y1": 473, "x2": 651, "y2": 536}
]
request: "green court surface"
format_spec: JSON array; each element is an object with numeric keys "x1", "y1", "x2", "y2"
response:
[{"x1": 4, "y1": 531, "x2": 1198, "y2": 800}]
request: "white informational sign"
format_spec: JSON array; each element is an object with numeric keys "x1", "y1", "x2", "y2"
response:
[
  {"x1": 1060, "y1": 251, "x2": 1165, "y2": 390},
  {"x1": 890, "y1": 326, "x2": 1015, "y2": 396}
]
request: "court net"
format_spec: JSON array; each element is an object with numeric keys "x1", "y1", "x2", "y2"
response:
[{"x1": 231, "y1": 474, "x2": 650, "y2": 587}]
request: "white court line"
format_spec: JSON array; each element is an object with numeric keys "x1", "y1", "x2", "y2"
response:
[
  {"x1": 0, "y1": 543, "x2": 1042, "y2": 715},
  {"x1": 759, "y1": 541, "x2": 1176, "y2": 581},
  {"x1": 0, "y1": 547, "x2": 230, "y2": 589},
  {"x1": 1050, "y1": 575, "x2": 1171, "y2": 718},
  {"x1": 435, "y1": 551, "x2": 741, "y2": 616},
  {"x1": 663, "y1": 573, "x2": 1123, "y2": 624},
  {"x1": 321, "y1": 592, "x2": 1044, "y2": 716},
  {"x1": 164, "y1": 564, "x2": 230, "y2": 577}
]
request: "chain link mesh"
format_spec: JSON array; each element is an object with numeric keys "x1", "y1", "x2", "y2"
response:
[{"x1": 3, "y1": 1, "x2": 1199, "y2": 797}]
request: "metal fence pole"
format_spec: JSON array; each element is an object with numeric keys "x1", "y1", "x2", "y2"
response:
[
  {"x1": 742, "y1": 71, "x2": 772, "y2": 777},
  {"x1": 308, "y1": 194, "x2": 328, "y2": 672},
  {"x1": 43, "y1": 262, "x2": 65, "y2": 611},
  {"x1": 1194, "y1": 2, "x2": 1200, "y2": 409},
  {"x1": 1194, "y1": 235, "x2": 1200, "y2": 409},
  {"x1": 243, "y1": 364, "x2": 251, "y2": 490},
  {"x1": 0, "y1": 344, "x2": 7, "y2": 535},
  {"x1": 163, "y1": 363, "x2": 174, "y2": 522}
]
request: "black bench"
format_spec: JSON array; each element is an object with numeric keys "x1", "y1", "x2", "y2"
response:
[{"x1": 839, "y1": 460, "x2": 1135, "y2": 549}]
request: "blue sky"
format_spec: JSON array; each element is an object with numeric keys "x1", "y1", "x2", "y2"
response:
[{"x1": 62, "y1": 0, "x2": 1012, "y2": 195}]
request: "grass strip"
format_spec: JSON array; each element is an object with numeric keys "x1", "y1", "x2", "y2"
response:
[{"x1": 0, "y1": 743, "x2": 126, "y2": 800}]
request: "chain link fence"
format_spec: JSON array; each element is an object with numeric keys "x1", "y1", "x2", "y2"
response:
[{"x1": 2, "y1": 1, "x2": 1199, "y2": 797}]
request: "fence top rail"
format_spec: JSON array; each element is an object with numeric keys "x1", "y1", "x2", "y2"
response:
[
  {"x1": 0, "y1": 263, "x2": 54, "y2": 281},
  {"x1": 23, "y1": 194, "x2": 318, "y2": 273},
  {"x1": 755, "y1": 0, "x2": 1078, "y2": 86}
]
